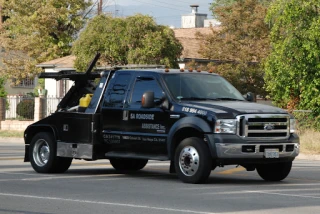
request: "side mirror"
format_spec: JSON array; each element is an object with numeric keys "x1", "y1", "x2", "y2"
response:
[
  {"x1": 142, "y1": 91, "x2": 155, "y2": 108},
  {"x1": 245, "y1": 92, "x2": 256, "y2": 102}
]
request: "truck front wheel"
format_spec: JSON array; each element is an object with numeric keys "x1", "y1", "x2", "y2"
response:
[
  {"x1": 29, "y1": 132, "x2": 72, "y2": 173},
  {"x1": 256, "y1": 161, "x2": 292, "y2": 181},
  {"x1": 110, "y1": 158, "x2": 148, "y2": 171},
  {"x1": 174, "y1": 137, "x2": 212, "y2": 184}
]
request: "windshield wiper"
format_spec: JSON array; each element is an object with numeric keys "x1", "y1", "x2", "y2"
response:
[
  {"x1": 216, "y1": 97, "x2": 245, "y2": 101},
  {"x1": 179, "y1": 97, "x2": 221, "y2": 101},
  {"x1": 180, "y1": 97, "x2": 207, "y2": 100}
]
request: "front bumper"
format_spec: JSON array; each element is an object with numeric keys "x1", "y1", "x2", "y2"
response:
[
  {"x1": 205, "y1": 133, "x2": 300, "y2": 159},
  {"x1": 215, "y1": 143, "x2": 299, "y2": 159}
]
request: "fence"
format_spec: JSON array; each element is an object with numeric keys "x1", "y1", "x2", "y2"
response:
[
  {"x1": 1, "y1": 96, "x2": 62, "y2": 120},
  {"x1": 5, "y1": 96, "x2": 35, "y2": 120},
  {"x1": 43, "y1": 96, "x2": 63, "y2": 117},
  {"x1": 0, "y1": 95, "x2": 62, "y2": 130}
]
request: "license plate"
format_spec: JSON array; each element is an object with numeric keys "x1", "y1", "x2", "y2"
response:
[{"x1": 264, "y1": 149, "x2": 279, "y2": 158}]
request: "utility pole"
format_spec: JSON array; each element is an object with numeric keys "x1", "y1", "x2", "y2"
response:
[
  {"x1": 0, "y1": 5, "x2": 3, "y2": 29},
  {"x1": 98, "y1": 0, "x2": 103, "y2": 15}
]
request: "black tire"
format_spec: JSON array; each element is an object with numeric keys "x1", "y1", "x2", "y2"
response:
[
  {"x1": 110, "y1": 158, "x2": 148, "y2": 171},
  {"x1": 256, "y1": 161, "x2": 292, "y2": 181},
  {"x1": 174, "y1": 137, "x2": 212, "y2": 184},
  {"x1": 29, "y1": 132, "x2": 72, "y2": 173}
]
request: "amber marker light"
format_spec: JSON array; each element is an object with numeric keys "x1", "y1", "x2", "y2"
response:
[{"x1": 141, "y1": 95, "x2": 145, "y2": 106}]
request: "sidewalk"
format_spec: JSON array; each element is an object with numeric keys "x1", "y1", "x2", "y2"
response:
[
  {"x1": 0, "y1": 137, "x2": 319, "y2": 160},
  {"x1": 0, "y1": 137, "x2": 24, "y2": 144}
]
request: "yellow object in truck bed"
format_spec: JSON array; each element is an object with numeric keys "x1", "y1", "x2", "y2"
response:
[{"x1": 79, "y1": 94, "x2": 93, "y2": 107}]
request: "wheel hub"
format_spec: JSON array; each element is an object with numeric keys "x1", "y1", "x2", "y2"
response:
[
  {"x1": 179, "y1": 146, "x2": 199, "y2": 176},
  {"x1": 33, "y1": 139, "x2": 50, "y2": 167}
]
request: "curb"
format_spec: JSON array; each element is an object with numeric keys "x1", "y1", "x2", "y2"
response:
[
  {"x1": 296, "y1": 153, "x2": 320, "y2": 161},
  {"x1": 0, "y1": 137, "x2": 24, "y2": 143},
  {"x1": 0, "y1": 137, "x2": 320, "y2": 160}
]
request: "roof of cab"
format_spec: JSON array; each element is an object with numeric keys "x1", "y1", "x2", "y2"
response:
[{"x1": 115, "y1": 69, "x2": 219, "y2": 75}]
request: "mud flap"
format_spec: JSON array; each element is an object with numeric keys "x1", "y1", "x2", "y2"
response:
[
  {"x1": 169, "y1": 160, "x2": 176, "y2": 173},
  {"x1": 24, "y1": 145, "x2": 30, "y2": 162}
]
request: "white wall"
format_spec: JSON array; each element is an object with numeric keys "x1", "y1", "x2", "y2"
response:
[
  {"x1": 181, "y1": 14, "x2": 207, "y2": 28},
  {"x1": 5, "y1": 78, "x2": 38, "y2": 95},
  {"x1": 44, "y1": 68, "x2": 73, "y2": 97}
]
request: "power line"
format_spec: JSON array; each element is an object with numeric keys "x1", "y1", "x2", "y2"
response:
[
  {"x1": 133, "y1": 0, "x2": 190, "y2": 13},
  {"x1": 149, "y1": 0, "x2": 186, "y2": 8},
  {"x1": 173, "y1": 0, "x2": 198, "y2": 4}
]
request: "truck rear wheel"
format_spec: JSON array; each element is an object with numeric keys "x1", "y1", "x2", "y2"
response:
[
  {"x1": 174, "y1": 137, "x2": 212, "y2": 184},
  {"x1": 29, "y1": 132, "x2": 72, "y2": 173},
  {"x1": 110, "y1": 158, "x2": 148, "y2": 171},
  {"x1": 256, "y1": 161, "x2": 292, "y2": 181}
]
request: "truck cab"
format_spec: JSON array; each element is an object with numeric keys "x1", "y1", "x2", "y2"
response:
[{"x1": 24, "y1": 55, "x2": 299, "y2": 183}]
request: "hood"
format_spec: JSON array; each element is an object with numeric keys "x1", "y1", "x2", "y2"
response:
[{"x1": 182, "y1": 101, "x2": 287, "y2": 116}]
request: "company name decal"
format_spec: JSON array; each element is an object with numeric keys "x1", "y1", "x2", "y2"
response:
[
  {"x1": 130, "y1": 113, "x2": 154, "y2": 120},
  {"x1": 142, "y1": 123, "x2": 166, "y2": 130},
  {"x1": 182, "y1": 107, "x2": 207, "y2": 115}
]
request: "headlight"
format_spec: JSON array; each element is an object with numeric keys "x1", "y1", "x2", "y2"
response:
[
  {"x1": 214, "y1": 119, "x2": 237, "y2": 134},
  {"x1": 290, "y1": 119, "x2": 296, "y2": 133}
]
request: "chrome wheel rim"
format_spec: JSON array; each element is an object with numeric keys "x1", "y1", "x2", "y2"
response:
[
  {"x1": 33, "y1": 139, "x2": 50, "y2": 167},
  {"x1": 179, "y1": 146, "x2": 199, "y2": 176}
]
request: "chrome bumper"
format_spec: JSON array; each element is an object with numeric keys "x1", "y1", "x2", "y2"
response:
[{"x1": 215, "y1": 143, "x2": 299, "y2": 159}]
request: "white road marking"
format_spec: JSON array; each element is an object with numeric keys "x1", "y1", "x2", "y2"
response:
[
  {"x1": 245, "y1": 191, "x2": 320, "y2": 199},
  {"x1": 201, "y1": 188, "x2": 320, "y2": 195},
  {"x1": 184, "y1": 183, "x2": 320, "y2": 190},
  {"x1": 22, "y1": 174, "x2": 125, "y2": 181},
  {"x1": 0, "y1": 193, "x2": 219, "y2": 214},
  {"x1": 0, "y1": 171, "x2": 52, "y2": 177}
]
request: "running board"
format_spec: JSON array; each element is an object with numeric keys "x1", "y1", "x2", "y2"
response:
[{"x1": 105, "y1": 151, "x2": 169, "y2": 161}]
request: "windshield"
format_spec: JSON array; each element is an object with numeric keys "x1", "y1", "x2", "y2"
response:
[{"x1": 162, "y1": 73, "x2": 245, "y2": 101}]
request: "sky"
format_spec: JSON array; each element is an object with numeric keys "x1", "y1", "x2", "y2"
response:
[{"x1": 100, "y1": 0, "x2": 213, "y2": 28}]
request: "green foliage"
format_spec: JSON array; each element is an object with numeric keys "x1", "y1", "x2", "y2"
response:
[
  {"x1": 210, "y1": 0, "x2": 237, "y2": 17},
  {"x1": 0, "y1": 76, "x2": 7, "y2": 98},
  {"x1": 72, "y1": 14, "x2": 183, "y2": 70},
  {"x1": 16, "y1": 99, "x2": 34, "y2": 120},
  {"x1": 265, "y1": 0, "x2": 320, "y2": 125},
  {"x1": 0, "y1": 0, "x2": 91, "y2": 82},
  {"x1": 199, "y1": 0, "x2": 270, "y2": 95},
  {"x1": 293, "y1": 111, "x2": 320, "y2": 132},
  {"x1": 209, "y1": 0, "x2": 271, "y2": 18}
]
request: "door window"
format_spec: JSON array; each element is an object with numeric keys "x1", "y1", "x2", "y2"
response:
[
  {"x1": 103, "y1": 73, "x2": 132, "y2": 107},
  {"x1": 129, "y1": 76, "x2": 163, "y2": 107}
]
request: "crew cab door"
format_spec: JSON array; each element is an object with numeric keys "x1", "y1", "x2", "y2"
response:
[
  {"x1": 101, "y1": 71, "x2": 133, "y2": 146},
  {"x1": 121, "y1": 74, "x2": 169, "y2": 157}
]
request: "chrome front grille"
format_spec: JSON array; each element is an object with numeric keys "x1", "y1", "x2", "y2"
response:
[{"x1": 236, "y1": 114, "x2": 290, "y2": 140}]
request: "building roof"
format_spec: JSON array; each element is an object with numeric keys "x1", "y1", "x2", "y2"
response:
[
  {"x1": 36, "y1": 55, "x2": 76, "y2": 69},
  {"x1": 173, "y1": 27, "x2": 218, "y2": 60}
]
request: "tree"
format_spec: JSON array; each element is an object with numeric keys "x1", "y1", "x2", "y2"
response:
[
  {"x1": 265, "y1": 0, "x2": 320, "y2": 119},
  {"x1": 209, "y1": 0, "x2": 270, "y2": 18},
  {"x1": 198, "y1": 0, "x2": 270, "y2": 95},
  {"x1": 0, "y1": 76, "x2": 6, "y2": 98},
  {"x1": 209, "y1": 0, "x2": 237, "y2": 17},
  {"x1": 72, "y1": 14, "x2": 183, "y2": 70},
  {"x1": 0, "y1": 0, "x2": 91, "y2": 83}
]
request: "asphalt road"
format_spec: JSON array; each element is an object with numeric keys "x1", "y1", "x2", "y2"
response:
[{"x1": 0, "y1": 139, "x2": 320, "y2": 214}]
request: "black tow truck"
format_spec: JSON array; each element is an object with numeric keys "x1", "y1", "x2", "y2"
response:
[{"x1": 24, "y1": 54, "x2": 299, "y2": 183}]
